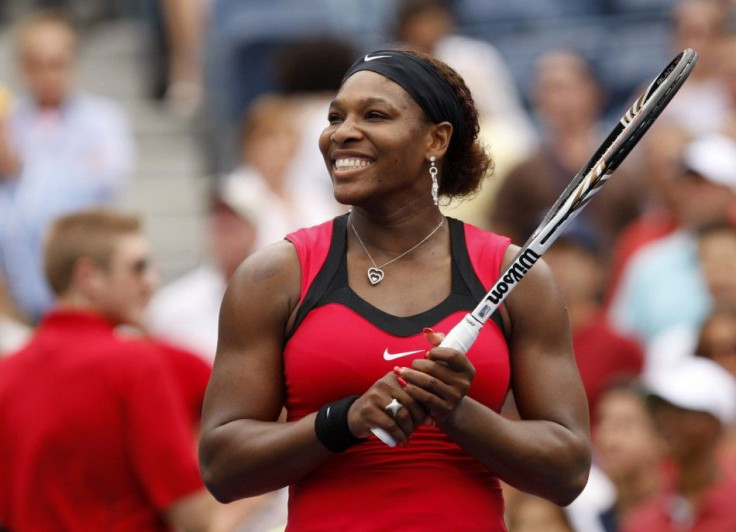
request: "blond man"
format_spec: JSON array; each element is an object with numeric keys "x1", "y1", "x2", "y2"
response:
[{"x1": 0, "y1": 209, "x2": 214, "y2": 531}]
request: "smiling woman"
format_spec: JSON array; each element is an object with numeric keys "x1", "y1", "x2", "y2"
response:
[{"x1": 199, "y1": 49, "x2": 591, "y2": 531}]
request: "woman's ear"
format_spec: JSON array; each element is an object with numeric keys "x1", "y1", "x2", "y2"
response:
[{"x1": 427, "y1": 121, "x2": 453, "y2": 159}]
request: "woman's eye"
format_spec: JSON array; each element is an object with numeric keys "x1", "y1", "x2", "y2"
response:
[
  {"x1": 327, "y1": 113, "x2": 342, "y2": 124},
  {"x1": 366, "y1": 111, "x2": 387, "y2": 119}
]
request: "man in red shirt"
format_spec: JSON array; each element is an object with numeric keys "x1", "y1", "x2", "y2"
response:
[
  {"x1": 623, "y1": 356, "x2": 736, "y2": 532},
  {"x1": 0, "y1": 209, "x2": 214, "y2": 531}
]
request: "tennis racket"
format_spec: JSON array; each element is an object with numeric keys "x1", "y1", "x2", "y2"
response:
[{"x1": 371, "y1": 48, "x2": 698, "y2": 447}]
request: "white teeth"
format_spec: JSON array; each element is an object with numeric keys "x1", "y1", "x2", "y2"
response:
[{"x1": 334, "y1": 158, "x2": 373, "y2": 169}]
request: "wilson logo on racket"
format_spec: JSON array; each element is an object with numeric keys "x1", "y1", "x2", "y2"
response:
[{"x1": 484, "y1": 249, "x2": 541, "y2": 308}]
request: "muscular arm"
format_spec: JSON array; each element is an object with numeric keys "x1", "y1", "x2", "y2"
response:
[
  {"x1": 198, "y1": 241, "x2": 332, "y2": 502},
  {"x1": 403, "y1": 245, "x2": 591, "y2": 506}
]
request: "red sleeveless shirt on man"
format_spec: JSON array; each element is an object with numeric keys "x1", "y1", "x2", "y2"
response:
[{"x1": 284, "y1": 214, "x2": 511, "y2": 531}]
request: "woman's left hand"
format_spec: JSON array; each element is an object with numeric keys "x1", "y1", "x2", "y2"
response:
[{"x1": 396, "y1": 328, "x2": 476, "y2": 425}]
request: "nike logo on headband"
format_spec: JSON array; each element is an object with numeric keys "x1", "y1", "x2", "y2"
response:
[
  {"x1": 364, "y1": 53, "x2": 391, "y2": 62},
  {"x1": 383, "y1": 348, "x2": 424, "y2": 361}
]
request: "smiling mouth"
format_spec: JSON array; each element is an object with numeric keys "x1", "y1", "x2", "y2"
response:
[{"x1": 333, "y1": 158, "x2": 375, "y2": 171}]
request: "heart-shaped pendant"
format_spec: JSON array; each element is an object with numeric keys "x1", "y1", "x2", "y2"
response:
[{"x1": 367, "y1": 267, "x2": 385, "y2": 285}]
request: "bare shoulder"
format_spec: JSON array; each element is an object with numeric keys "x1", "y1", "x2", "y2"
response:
[
  {"x1": 232, "y1": 239, "x2": 300, "y2": 287},
  {"x1": 220, "y1": 240, "x2": 302, "y2": 337},
  {"x1": 229, "y1": 240, "x2": 299, "y2": 295}
]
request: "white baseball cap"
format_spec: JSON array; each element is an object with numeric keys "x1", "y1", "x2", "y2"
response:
[
  {"x1": 217, "y1": 174, "x2": 268, "y2": 225},
  {"x1": 682, "y1": 134, "x2": 736, "y2": 189},
  {"x1": 645, "y1": 355, "x2": 736, "y2": 425}
]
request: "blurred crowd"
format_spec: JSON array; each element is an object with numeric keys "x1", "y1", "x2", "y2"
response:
[{"x1": 1, "y1": 0, "x2": 736, "y2": 531}]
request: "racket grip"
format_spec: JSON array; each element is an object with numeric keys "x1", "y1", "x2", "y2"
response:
[
  {"x1": 371, "y1": 315, "x2": 481, "y2": 448},
  {"x1": 370, "y1": 427, "x2": 398, "y2": 447},
  {"x1": 439, "y1": 314, "x2": 482, "y2": 354}
]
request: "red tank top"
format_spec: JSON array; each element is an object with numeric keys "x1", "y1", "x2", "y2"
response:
[{"x1": 284, "y1": 215, "x2": 511, "y2": 531}]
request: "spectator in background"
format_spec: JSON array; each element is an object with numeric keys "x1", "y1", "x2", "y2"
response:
[
  {"x1": 658, "y1": 0, "x2": 731, "y2": 137},
  {"x1": 274, "y1": 36, "x2": 357, "y2": 208},
  {"x1": 489, "y1": 49, "x2": 643, "y2": 252},
  {"x1": 694, "y1": 308, "x2": 736, "y2": 463},
  {"x1": 645, "y1": 221, "x2": 736, "y2": 465},
  {"x1": 146, "y1": 179, "x2": 290, "y2": 532},
  {"x1": 608, "y1": 134, "x2": 736, "y2": 348},
  {"x1": 392, "y1": 0, "x2": 536, "y2": 227},
  {"x1": 147, "y1": 182, "x2": 261, "y2": 364},
  {"x1": 157, "y1": 0, "x2": 210, "y2": 116},
  {"x1": 520, "y1": 221, "x2": 630, "y2": 532},
  {"x1": 0, "y1": 10, "x2": 135, "y2": 322},
  {"x1": 592, "y1": 380, "x2": 665, "y2": 531},
  {"x1": 695, "y1": 222, "x2": 736, "y2": 331},
  {"x1": 0, "y1": 209, "x2": 214, "y2": 531},
  {"x1": 716, "y1": 34, "x2": 736, "y2": 139},
  {"x1": 696, "y1": 309, "x2": 736, "y2": 381},
  {"x1": 604, "y1": 123, "x2": 692, "y2": 308},
  {"x1": 544, "y1": 221, "x2": 643, "y2": 532},
  {"x1": 623, "y1": 357, "x2": 736, "y2": 532},
  {"x1": 223, "y1": 93, "x2": 343, "y2": 251},
  {"x1": 645, "y1": 222, "x2": 736, "y2": 382},
  {"x1": 392, "y1": 0, "x2": 536, "y2": 143},
  {"x1": 543, "y1": 219, "x2": 643, "y2": 419},
  {"x1": 137, "y1": 0, "x2": 211, "y2": 116}
]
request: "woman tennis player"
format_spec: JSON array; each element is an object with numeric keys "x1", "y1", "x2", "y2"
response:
[{"x1": 199, "y1": 48, "x2": 592, "y2": 531}]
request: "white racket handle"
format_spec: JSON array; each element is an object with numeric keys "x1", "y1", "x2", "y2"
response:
[
  {"x1": 370, "y1": 426, "x2": 398, "y2": 447},
  {"x1": 439, "y1": 314, "x2": 482, "y2": 354},
  {"x1": 370, "y1": 314, "x2": 483, "y2": 447}
]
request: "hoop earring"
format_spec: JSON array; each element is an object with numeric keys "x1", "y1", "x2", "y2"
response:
[{"x1": 429, "y1": 156, "x2": 439, "y2": 206}]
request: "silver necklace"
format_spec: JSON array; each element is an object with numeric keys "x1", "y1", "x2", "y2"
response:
[{"x1": 350, "y1": 218, "x2": 445, "y2": 286}]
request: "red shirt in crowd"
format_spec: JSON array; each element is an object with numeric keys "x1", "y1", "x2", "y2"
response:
[
  {"x1": 622, "y1": 462, "x2": 736, "y2": 532},
  {"x1": 0, "y1": 310, "x2": 207, "y2": 531},
  {"x1": 573, "y1": 314, "x2": 644, "y2": 417}
]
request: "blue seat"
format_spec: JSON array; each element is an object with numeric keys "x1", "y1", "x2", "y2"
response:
[
  {"x1": 454, "y1": 0, "x2": 606, "y2": 27},
  {"x1": 606, "y1": 0, "x2": 674, "y2": 16}
]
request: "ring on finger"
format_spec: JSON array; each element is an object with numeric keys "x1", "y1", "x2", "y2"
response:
[{"x1": 384, "y1": 398, "x2": 404, "y2": 418}]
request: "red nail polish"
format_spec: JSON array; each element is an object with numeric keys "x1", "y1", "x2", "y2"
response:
[
  {"x1": 398, "y1": 377, "x2": 408, "y2": 388},
  {"x1": 393, "y1": 366, "x2": 402, "y2": 375},
  {"x1": 423, "y1": 327, "x2": 434, "y2": 334}
]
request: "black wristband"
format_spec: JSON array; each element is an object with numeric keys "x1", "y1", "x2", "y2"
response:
[{"x1": 315, "y1": 395, "x2": 366, "y2": 453}]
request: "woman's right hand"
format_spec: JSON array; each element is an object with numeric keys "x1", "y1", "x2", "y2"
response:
[{"x1": 347, "y1": 372, "x2": 428, "y2": 446}]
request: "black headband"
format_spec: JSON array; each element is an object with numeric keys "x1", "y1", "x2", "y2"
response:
[{"x1": 342, "y1": 50, "x2": 468, "y2": 152}]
